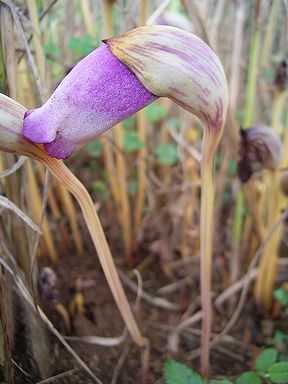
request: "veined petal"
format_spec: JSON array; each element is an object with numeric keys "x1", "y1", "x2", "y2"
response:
[
  {"x1": 106, "y1": 25, "x2": 228, "y2": 133},
  {"x1": 22, "y1": 45, "x2": 156, "y2": 159}
]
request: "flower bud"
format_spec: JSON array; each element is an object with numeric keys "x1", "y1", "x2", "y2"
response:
[
  {"x1": 274, "y1": 60, "x2": 288, "y2": 92},
  {"x1": 280, "y1": 172, "x2": 288, "y2": 196},
  {"x1": 23, "y1": 45, "x2": 156, "y2": 159},
  {"x1": 106, "y1": 25, "x2": 228, "y2": 134},
  {"x1": 237, "y1": 125, "x2": 283, "y2": 182},
  {"x1": 23, "y1": 26, "x2": 228, "y2": 159}
]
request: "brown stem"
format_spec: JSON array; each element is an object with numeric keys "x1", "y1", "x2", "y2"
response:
[
  {"x1": 200, "y1": 129, "x2": 219, "y2": 376},
  {"x1": 42, "y1": 156, "x2": 147, "y2": 348}
]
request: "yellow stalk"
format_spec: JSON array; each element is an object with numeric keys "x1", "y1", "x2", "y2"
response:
[
  {"x1": 234, "y1": 22, "x2": 261, "y2": 287},
  {"x1": 63, "y1": 0, "x2": 75, "y2": 64},
  {"x1": 160, "y1": 120, "x2": 172, "y2": 185},
  {"x1": 133, "y1": 0, "x2": 149, "y2": 247},
  {"x1": 26, "y1": 160, "x2": 58, "y2": 263},
  {"x1": 140, "y1": 0, "x2": 148, "y2": 25},
  {"x1": 17, "y1": 57, "x2": 36, "y2": 109},
  {"x1": 181, "y1": 125, "x2": 200, "y2": 260},
  {"x1": 26, "y1": 0, "x2": 46, "y2": 90},
  {"x1": 181, "y1": 198, "x2": 194, "y2": 260},
  {"x1": 101, "y1": 0, "x2": 114, "y2": 38},
  {"x1": 42, "y1": 156, "x2": 147, "y2": 348},
  {"x1": 114, "y1": 123, "x2": 132, "y2": 264},
  {"x1": 101, "y1": 136, "x2": 121, "y2": 209},
  {"x1": 80, "y1": 0, "x2": 95, "y2": 37},
  {"x1": 254, "y1": 66, "x2": 287, "y2": 309},
  {"x1": 99, "y1": 0, "x2": 121, "y2": 214},
  {"x1": 260, "y1": 0, "x2": 281, "y2": 68},
  {"x1": 1, "y1": 5, "x2": 31, "y2": 277},
  {"x1": 255, "y1": 170, "x2": 280, "y2": 309},
  {"x1": 54, "y1": 302, "x2": 71, "y2": 333},
  {"x1": 243, "y1": 180, "x2": 265, "y2": 242},
  {"x1": 101, "y1": 0, "x2": 133, "y2": 262},
  {"x1": 255, "y1": 111, "x2": 288, "y2": 310},
  {"x1": 0, "y1": 4, "x2": 17, "y2": 99},
  {"x1": 38, "y1": 165, "x2": 62, "y2": 220},
  {"x1": 200, "y1": 129, "x2": 219, "y2": 375},
  {"x1": 17, "y1": 55, "x2": 74, "y2": 253},
  {"x1": 27, "y1": 0, "x2": 84, "y2": 256},
  {"x1": 56, "y1": 184, "x2": 84, "y2": 255},
  {"x1": 0, "y1": 267, "x2": 13, "y2": 383},
  {"x1": 272, "y1": 89, "x2": 286, "y2": 135},
  {"x1": 134, "y1": 110, "x2": 147, "y2": 245},
  {"x1": 38, "y1": 165, "x2": 70, "y2": 250}
]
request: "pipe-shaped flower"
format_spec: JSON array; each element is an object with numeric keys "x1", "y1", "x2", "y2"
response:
[
  {"x1": 106, "y1": 26, "x2": 228, "y2": 135},
  {"x1": 22, "y1": 25, "x2": 228, "y2": 159},
  {"x1": 23, "y1": 45, "x2": 157, "y2": 159}
]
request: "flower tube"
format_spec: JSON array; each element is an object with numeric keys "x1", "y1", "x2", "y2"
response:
[
  {"x1": 0, "y1": 92, "x2": 147, "y2": 354},
  {"x1": 21, "y1": 25, "x2": 228, "y2": 374},
  {"x1": 105, "y1": 26, "x2": 228, "y2": 374},
  {"x1": 23, "y1": 44, "x2": 156, "y2": 159}
]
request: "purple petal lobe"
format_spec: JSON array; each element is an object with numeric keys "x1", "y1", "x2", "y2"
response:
[{"x1": 22, "y1": 44, "x2": 156, "y2": 159}]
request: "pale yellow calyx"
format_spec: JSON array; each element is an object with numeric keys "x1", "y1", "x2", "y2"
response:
[
  {"x1": 106, "y1": 25, "x2": 228, "y2": 134},
  {"x1": 0, "y1": 93, "x2": 47, "y2": 160}
]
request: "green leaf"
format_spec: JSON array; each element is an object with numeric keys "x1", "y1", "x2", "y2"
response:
[
  {"x1": 156, "y1": 144, "x2": 178, "y2": 165},
  {"x1": 279, "y1": 355, "x2": 288, "y2": 363},
  {"x1": 68, "y1": 34, "x2": 97, "y2": 56},
  {"x1": 85, "y1": 140, "x2": 102, "y2": 157},
  {"x1": 267, "y1": 362, "x2": 288, "y2": 383},
  {"x1": 124, "y1": 131, "x2": 144, "y2": 152},
  {"x1": 164, "y1": 360, "x2": 205, "y2": 384},
  {"x1": 255, "y1": 348, "x2": 277, "y2": 373},
  {"x1": 235, "y1": 372, "x2": 261, "y2": 384},
  {"x1": 228, "y1": 159, "x2": 237, "y2": 175},
  {"x1": 123, "y1": 115, "x2": 136, "y2": 129},
  {"x1": 92, "y1": 180, "x2": 108, "y2": 200},
  {"x1": 273, "y1": 289, "x2": 288, "y2": 306},
  {"x1": 145, "y1": 103, "x2": 168, "y2": 123},
  {"x1": 263, "y1": 67, "x2": 274, "y2": 82},
  {"x1": 221, "y1": 381, "x2": 234, "y2": 384},
  {"x1": 44, "y1": 41, "x2": 60, "y2": 58},
  {"x1": 128, "y1": 180, "x2": 138, "y2": 196},
  {"x1": 271, "y1": 331, "x2": 288, "y2": 351},
  {"x1": 170, "y1": 0, "x2": 182, "y2": 12}
]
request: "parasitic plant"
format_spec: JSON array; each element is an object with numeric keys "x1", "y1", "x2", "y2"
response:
[{"x1": 14, "y1": 25, "x2": 227, "y2": 374}]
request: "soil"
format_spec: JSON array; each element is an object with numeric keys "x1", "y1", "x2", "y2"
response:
[
  {"x1": 10, "y1": 159, "x2": 288, "y2": 383},
  {"x1": 12, "y1": 239, "x2": 275, "y2": 384}
]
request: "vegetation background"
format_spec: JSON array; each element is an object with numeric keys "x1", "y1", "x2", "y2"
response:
[{"x1": 0, "y1": 0, "x2": 288, "y2": 383}]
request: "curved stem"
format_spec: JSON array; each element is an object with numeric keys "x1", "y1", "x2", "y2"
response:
[
  {"x1": 42, "y1": 156, "x2": 147, "y2": 348},
  {"x1": 200, "y1": 129, "x2": 218, "y2": 376}
]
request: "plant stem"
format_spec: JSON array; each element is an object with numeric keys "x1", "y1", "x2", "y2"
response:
[
  {"x1": 80, "y1": 0, "x2": 95, "y2": 37},
  {"x1": 26, "y1": 0, "x2": 46, "y2": 94},
  {"x1": 233, "y1": 19, "x2": 261, "y2": 269},
  {"x1": 244, "y1": 26, "x2": 260, "y2": 127},
  {"x1": 43, "y1": 156, "x2": 147, "y2": 348},
  {"x1": 114, "y1": 123, "x2": 132, "y2": 265},
  {"x1": 260, "y1": 0, "x2": 281, "y2": 68},
  {"x1": 133, "y1": 0, "x2": 149, "y2": 248},
  {"x1": 200, "y1": 129, "x2": 218, "y2": 376}
]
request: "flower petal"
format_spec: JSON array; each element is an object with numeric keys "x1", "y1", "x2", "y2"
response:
[
  {"x1": 106, "y1": 25, "x2": 228, "y2": 133},
  {"x1": 22, "y1": 45, "x2": 156, "y2": 159}
]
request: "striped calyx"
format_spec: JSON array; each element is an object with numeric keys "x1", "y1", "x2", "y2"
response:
[{"x1": 106, "y1": 25, "x2": 228, "y2": 134}]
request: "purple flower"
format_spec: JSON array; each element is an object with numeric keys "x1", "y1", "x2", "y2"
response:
[
  {"x1": 23, "y1": 44, "x2": 156, "y2": 159},
  {"x1": 22, "y1": 26, "x2": 228, "y2": 159}
]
